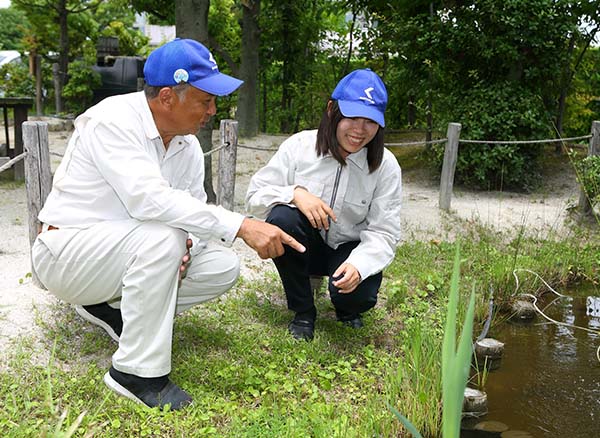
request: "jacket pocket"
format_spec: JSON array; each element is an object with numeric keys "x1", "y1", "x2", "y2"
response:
[{"x1": 342, "y1": 191, "x2": 370, "y2": 225}]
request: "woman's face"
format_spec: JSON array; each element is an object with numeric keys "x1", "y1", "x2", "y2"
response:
[{"x1": 335, "y1": 117, "x2": 379, "y2": 157}]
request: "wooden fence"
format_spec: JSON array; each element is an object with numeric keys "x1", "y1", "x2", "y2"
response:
[{"x1": 436, "y1": 120, "x2": 600, "y2": 212}]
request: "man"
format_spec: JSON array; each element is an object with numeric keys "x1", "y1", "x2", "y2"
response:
[{"x1": 32, "y1": 38, "x2": 304, "y2": 410}]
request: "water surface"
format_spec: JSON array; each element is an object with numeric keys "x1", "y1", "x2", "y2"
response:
[{"x1": 462, "y1": 286, "x2": 600, "y2": 438}]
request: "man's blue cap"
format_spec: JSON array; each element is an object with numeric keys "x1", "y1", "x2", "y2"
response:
[
  {"x1": 331, "y1": 68, "x2": 387, "y2": 127},
  {"x1": 144, "y1": 38, "x2": 243, "y2": 96}
]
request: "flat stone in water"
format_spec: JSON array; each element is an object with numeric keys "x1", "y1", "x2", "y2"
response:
[
  {"x1": 474, "y1": 421, "x2": 509, "y2": 432},
  {"x1": 501, "y1": 431, "x2": 534, "y2": 438}
]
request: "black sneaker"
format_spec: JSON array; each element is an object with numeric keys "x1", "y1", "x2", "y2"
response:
[
  {"x1": 288, "y1": 319, "x2": 315, "y2": 341},
  {"x1": 338, "y1": 314, "x2": 364, "y2": 329},
  {"x1": 75, "y1": 303, "x2": 122, "y2": 342},
  {"x1": 104, "y1": 366, "x2": 193, "y2": 410}
]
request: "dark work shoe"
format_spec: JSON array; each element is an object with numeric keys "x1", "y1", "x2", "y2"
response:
[
  {"x1": 75, "y1": 303, "x2": 123, "y2": 342},
  {"x1": 288, "y1": 319, "x2": 315, "y2": 341},
  {"x1": 338, "y1": 314, "x2": 364, "y2": 329},
  {"x1": 104, "y1": 366, "x2": 193, "y2": 410}
]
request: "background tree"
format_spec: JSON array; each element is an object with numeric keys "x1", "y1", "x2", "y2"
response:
[
  {"x1": 0, "y1": 6, "x2": 30, "y2": 51},
  {"x1": 13, "y1": 0, "x2": 100, "y2": 113},
  {"x1": 237, "y1": 0, "x2": 260, "y2": 137}
]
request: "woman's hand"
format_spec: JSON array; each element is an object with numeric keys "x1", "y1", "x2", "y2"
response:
[
  {"x1": 292, "y1": 187, "x2": 337, "y2": 230},
  {"x1": 332, "y1": 263, "x2": 362, "y2": 294}
]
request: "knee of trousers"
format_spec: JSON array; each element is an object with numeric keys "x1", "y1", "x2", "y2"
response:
[
  {"x1": 186, "y1": 247, "x2": 241, "y2": 294},
  {"x1": 266, "y1": 205, "x2": 307, "y2": 235},
  {"x1": 138, "y1": 222, "x2": 188, "y2": 260}
]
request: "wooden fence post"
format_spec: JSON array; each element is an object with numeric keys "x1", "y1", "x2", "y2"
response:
[
  {"x1": 23, "y1": 121, "x2": 52, "y2": 288},
  {"x1": 439, "y1": 122, "x2": 462, "y2": 212},
  {"x1": 218, "y1": 119, "x2": 238, "y2": 211},
  {"x1": 578, "y1": 120, "x2": 600, "y2": 215}
]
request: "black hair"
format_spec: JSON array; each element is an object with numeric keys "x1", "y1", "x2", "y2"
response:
[{"x1": 315, "y1": 100, "x2": 385, "y2": 173}]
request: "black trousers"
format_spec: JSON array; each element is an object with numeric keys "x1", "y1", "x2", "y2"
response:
[{"x1": 266, "y1": 205, "x2": 381, "y2": 319}]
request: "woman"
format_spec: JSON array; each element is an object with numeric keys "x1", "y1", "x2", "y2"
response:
[{"x1": 246, "y1": 69, "x2": 402, "y2": 340}]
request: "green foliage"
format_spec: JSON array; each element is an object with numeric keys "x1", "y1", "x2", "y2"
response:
[
  {"x1": 0, "y1": 7, "x2": 30, "y2": 51},
  {"x1": 434, "y1": 82, "x2": 552, "y2": 190},
  {"x1": 100, "y1": 21, "x2": 149, "y2": 57},
  {"x1": 441, "y1": 247, "x2": 475, "y2": 438},
  {"x1": 0, "y1": 62, "x2": 34, "y2": 97},
  {"x1": 62, "y1": 60, "x2": 102, "y2": 114},
  {"x1": 564, "y1": 48, "x2": 600, "y2": 136},
  {"x1": 574, "y1": 154, "x2": 600, "y2": 207}
]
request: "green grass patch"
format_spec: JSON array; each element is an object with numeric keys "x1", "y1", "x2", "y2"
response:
[{"x1": 0, "y1": 224, "x2": 598, "y2": 437}]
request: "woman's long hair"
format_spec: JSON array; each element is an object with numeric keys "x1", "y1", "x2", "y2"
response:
[{"x1": 315, "y1": 101, "x2": 385, "y2": 173}]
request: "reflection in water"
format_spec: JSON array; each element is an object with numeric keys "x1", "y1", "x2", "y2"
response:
[{"x1": 462, "y1": 288, "x2": 600, "y2": 438}]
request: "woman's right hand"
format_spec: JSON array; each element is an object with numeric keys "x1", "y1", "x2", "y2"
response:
[{"x1": 292, "y1": 187, "x2": 337, "y2": 230}]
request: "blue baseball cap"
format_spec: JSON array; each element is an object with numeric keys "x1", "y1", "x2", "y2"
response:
[
  {"x1": 143, "y1": 38, "x2": 243, "y2": 96},
  {"x1": 331, "y1": 69, "x2": 387, "y2": 127}
]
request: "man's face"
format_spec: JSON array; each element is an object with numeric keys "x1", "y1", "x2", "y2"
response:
[{"x1": 171, "y1": 86, "x2": 217, "y2": 135}]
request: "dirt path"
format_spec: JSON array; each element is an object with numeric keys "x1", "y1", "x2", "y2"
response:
[{"x1": 0, "y1": 123, "x2": 581, "y2": 358}]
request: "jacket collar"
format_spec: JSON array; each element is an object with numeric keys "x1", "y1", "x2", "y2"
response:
[{"x1": 137, "y1": 91, "x2": 161, "y2": 141}]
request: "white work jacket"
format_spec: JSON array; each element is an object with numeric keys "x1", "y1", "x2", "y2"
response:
[
  {"x1": 39, "y1": 91, "x2": 244, "y2": 254},
  {"x1": 246, "y1": 129, "x2": 402, "y2": 279}
]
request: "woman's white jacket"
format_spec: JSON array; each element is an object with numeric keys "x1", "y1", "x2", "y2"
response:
[{"x1": 246, "y1": 129, "x2": 402, "y2": 280}]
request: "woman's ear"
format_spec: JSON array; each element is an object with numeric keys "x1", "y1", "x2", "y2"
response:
[{"x1": 326, "y1": 100, "x2": 333, "y2": 117}]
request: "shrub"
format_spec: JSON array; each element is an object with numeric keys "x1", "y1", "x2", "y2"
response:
[
  {"x1": 62, "y1": 60, "x2": 101, "y2": 115},
  {"x1": 0, "y1": 62, "x2": 34, "y2": 97},
  {"x1": 434, "y1": 81, "x2": 553, "y2": 191}
]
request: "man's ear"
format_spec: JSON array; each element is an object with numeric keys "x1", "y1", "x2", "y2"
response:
[{"x1": 157, "y1": 87, "x2": 176, "y2": 108}]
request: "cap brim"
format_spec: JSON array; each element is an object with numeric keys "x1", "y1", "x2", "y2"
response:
[
  {"x1": 191, "y1": 72, "x2": 243, "y2": 96},
  {"x1": 338, "y1": 100, "x2": 385, "y2": 127}
]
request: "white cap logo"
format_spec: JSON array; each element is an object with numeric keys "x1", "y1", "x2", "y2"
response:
[
  {"x1": 173, "y1": 69, "x2": 189, "y2": 83},
  {"x1": 360, "y1": 87, "x2": 375, "y2": 104},
  {"x1": 208, "y1": 53, "x2": 219, "y2": 71}
]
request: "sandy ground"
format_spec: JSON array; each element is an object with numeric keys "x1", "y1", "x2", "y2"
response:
[{"x1": 0, "y1": 119, "x2": 583, "y2": 362}]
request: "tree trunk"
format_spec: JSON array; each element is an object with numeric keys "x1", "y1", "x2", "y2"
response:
[
  {"x1": 237, "y1": 0, "x2": 260, "y2": 138},
  {"x1": 56, "y1": 0, "x2": 69, "y2": 114},
  {"x1": 176, "y1": 0, "x2": 216, "y2": 202}
]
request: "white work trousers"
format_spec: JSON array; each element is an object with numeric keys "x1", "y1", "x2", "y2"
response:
[{"x1": 32, "y1": 219, "x2": 240, "y2": 378}]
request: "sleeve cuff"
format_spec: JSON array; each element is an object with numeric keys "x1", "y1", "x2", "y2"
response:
[{"x1": 214, "y1": 207, "x2": 246, "y2": 247}]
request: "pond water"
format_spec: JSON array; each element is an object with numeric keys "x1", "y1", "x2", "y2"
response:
[{"x1": 461, "y1": 286, "x2": 600, "y2": 438}]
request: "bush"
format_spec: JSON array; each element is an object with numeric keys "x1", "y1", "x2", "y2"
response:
[
  {"x1": 62, "y1": 60, "x2": 101, "y2": 114},
  {"x1": 434, "y1": 81, "x2": 553, "y2": 191},
  {"x1": 0, "y1": 62, "x2": 34, "y2": 97}
]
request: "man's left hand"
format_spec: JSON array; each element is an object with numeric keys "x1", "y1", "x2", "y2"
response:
[{"x1": 179, "y1": 238, "x2": 193, "y2": 286}]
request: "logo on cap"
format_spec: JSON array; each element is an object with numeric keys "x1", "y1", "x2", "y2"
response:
[
  {"x1": 359, "y1": 87, "x2": 375, "y2": 104},
  {"x1": 173, "y1": 69, "x2": 189, "y2": 83},
  {"x1": 208, "y1": 53, "x2": 219, "y2": 71}
]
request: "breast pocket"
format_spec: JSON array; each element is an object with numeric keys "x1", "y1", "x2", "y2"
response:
[
  {"x1": 295, "y1": 175, "x2": 325, "y2": 199},
  {"x1": 342, "y1": 191, "x2": 370, "y2": 225}
]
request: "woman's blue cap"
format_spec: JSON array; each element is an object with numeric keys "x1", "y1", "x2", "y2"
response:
[
  {"x1": 331, "y1": 68, "x2": 387, "y2": 127},
  {"x1": 144, "y1": 38, "x2": 243, "y2": 96}
]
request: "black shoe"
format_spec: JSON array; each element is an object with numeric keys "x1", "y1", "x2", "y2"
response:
[
  {"x1": 75, "y1": 303, "x2": 123, "y2": 342},
  {"x1": 104, "y1": 366, "x2": 193, "y2": 410},
  {"x1": 338, "y1": 314, "x2": 363, "y2": 329},
  {"x1": 288, "y1": 319, "x2": 315, "y2": 341}
]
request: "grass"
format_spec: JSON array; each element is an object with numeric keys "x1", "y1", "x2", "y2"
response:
[{"x1": 0, "y1": 223, "x2": 598, "y2": 437}]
